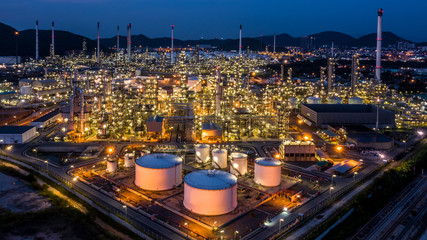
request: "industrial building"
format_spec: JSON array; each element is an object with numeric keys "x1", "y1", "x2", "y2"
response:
[
  {"x1": 146, "y1": 115, "x2": 164, "y2": 139},
  {"x1": 30, "y1": 109, "x2": 61, "y2": 129},
  {"x1": 0, "y1": 126, "x2": 37, "y2": 144},
  {"x1": 279, "y1": 140, "x2": 316, "y2": 161},
  {"x1": 300, "y1": 104, "x2": 395, "y2": 128},
  {"x1": 201, "y1": 122, "x2": 222, "y2": 142}
]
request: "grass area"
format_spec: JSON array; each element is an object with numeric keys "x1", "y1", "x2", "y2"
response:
[
  {"x1": 0, "y1": 161, "x2": 143, "y2": 240},
  {"x1": 303, "y1": 146, "x2": 427, "y2": 240}
]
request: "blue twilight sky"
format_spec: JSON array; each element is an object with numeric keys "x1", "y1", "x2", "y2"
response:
[{"x1": 1, "y1": 0, "x2": 426, "y2": 42}]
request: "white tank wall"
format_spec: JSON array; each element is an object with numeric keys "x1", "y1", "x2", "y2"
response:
[
  {"x1": 196, "y1": 144, "x2": 210, "y2": 163},
  {"x1": 106, "y1": 161, "x2": 117, "y2": 173},
  {"x1": 212, "y1": 149, "x2": 227, "y2": 168},
  {"x1": 254, "y1": 164, "x2": 281, "y2": 187},
  {"x1": 307, "y1": 97, "x2": 321, "y2": 104},
  {"x1": 135, "y1": 163, "x2": 182, "y2": 191},
  {"x1": 124, "y1": 153, "x2": 135, "y2": 168},
  {"x1": 349, "y1": 97, "x2": 363, "y2": 104},
  {"x1": 20, "y1": 86, "x2": 32, "y2": 95},
  {"x1": 328, "y1": 97, "x2": 342, "y2": 104},
  {"x1": 230, "y1": 153, "x2": 247, "y2": 176},
  {"x1": 183, "y1": 183, "x2": 237, "y2": 215}
]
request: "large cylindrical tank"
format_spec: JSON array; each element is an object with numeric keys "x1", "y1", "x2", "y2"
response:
[
  {"x1": 106, "y1": 159, "x2": 118, "y2": 173},
  {"x1": 254, "y1": 157, "x2": 282, "y2": 187},
  {"x1": 349, "y1": 96, "x2": 363, "y2": 104},
  {"x1": 184, "y1": 170, "x2": 237, "y2": 215},
  {"x1": 328, "y1": 96, "x2": 342, "y2": 104},
  {"x1": 135, "y1": 153, "x2": 182, "y2": 191},
  {"x1": 20, "y1": 86, "x2": 32, "y2": 95},
  {"x1": 230, "y1": 152, "x2": 247, "y2": 176},
  {"x1": 288, "y1": 97, "x2": 298, "y2": 109},
  {"x1": 212, "y1": 149, "x2": 227, "y2": 168},
  {"x1": 124, "y1": 153, "x2": 135, "y2": 168},
  {"x1": 307, "y1": 96, "x2": 321, "y2": 104},
  {"x1": 195, "y1": 144, "x2": 210, "y2": 163}
]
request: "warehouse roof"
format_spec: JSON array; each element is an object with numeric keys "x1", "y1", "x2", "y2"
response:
[
  {"x1": 0, "y1": 126, "x2": 35, "y2": 134},
  {"x1": 202, "y1": 122, "x2": 221, "y2": 130},
  {"x1": 147, "y1": 115, "x2": 164, "y2": 123},
  {"x1": 303, "y1": 104, "x2": 374, "y2": 113},
  {"x1": 32, "y1": 109, "x2": 60, "y2": 123}
]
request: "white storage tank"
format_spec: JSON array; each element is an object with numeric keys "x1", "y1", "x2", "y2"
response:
[
  {"x1": 212, "y1": 149, "x2": 227, "y2": 168},
  {"x1": 288, "y1": 97, "x2": 298, "y2": 109},
  {"x1": 195, "y1": 144, "x2": 210, "y2": 163},
  {"x1": 230, "y1": 152, "x2": 247, "y2": 176},
  {"x1": 349, "y1": 96, "x2": 363, "y2": 104},
  {"x1": 20, "y1": 86, "x2": 32, "y2": 95},
  {"x1": 124, "y1": 153, "x2": 135, "y2": 168},
  {"x1": 184, "y1": 170, "x2": 237, "y2": 215},
  {"x1": 307, "y1": 96, "x2": 321, "y2": 104},
  {"x1": 328, "y1": 96, "x2": 342, "y2": 104},
  {"x1": 106, "y1": 159, "x2": 118, "y2": 173},
  {"x1": 254, "y1": 157, "x2": 282, "y2": 187},
  {"x1": 135, "y1": 153, "x2": 182, "y2": 191}
]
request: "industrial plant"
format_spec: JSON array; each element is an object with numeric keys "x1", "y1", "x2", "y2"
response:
[{"x1": 0, "y1": 6, "x2": 426, "y2": 240}]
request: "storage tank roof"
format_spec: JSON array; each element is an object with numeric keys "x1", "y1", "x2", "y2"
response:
[
  {"x1": 185, "y1": 170, "x2": 237, "y2": 190},
  {"x1": 136, "y1": 153, "x2": 182, "y2": 169},
  {"x1": 231, "y1": 152, "x2": 247, "y2": 159},
  {"x1": 255, "y1": 157, "x2": 281, "y2": 166},
  {"x1": 196, "y1": 144, "x2": 210, "y2": 148},
  {"x1": 212, "y1": 149, "x2": 227, "y2": 153}
]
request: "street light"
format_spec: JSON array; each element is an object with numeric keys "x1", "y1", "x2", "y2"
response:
[
  {"x1": 220, "y1": 230, "x2": 224, "y2": 240},
  {"x1": 234, "y1": 230, "x2": 239, "y2": 240},
  {"x1": 123, "y1": 205, "x2": 127, "y2": 218},
  {"x1": 331, "y1": 174, "x2": 336, "y2": 186},
  {"x1": 108, "y1": 147, "x2": 114, "y2": 154},
  {"x1": 353, "y1": 172, "x2": 358, "y2": 181},
  {"x1": 44, "y1": 160, "x2": 48, "y2": 172},
  {"x1": 329, "y1": 186, "x2": 334, "y2": 198},
  {"x1": 279, "y1": 218, "x2": 284, "y2": 231}
]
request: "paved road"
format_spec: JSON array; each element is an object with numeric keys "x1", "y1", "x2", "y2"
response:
[
  {"x1": 244, "y1": 134, "x2": 425, "y2": 240},
  {"x1": 4, "y1": 139, "x2": 189, "y2": 240}
]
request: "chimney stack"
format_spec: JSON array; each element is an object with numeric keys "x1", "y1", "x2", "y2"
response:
[
  {"x1": 51, "y1": 21, "x2": 55, "y2": 57},
  {"x1": 36, "y1": 20, "x2": 39, "y2": 60},
  {"x1": 117, "y1": 25, "x2": 119, "y2": 53},
  {"x1": 239, "y1": 24, "x2": 242, "y2": 55},
  {"x1": 375, "y1": 8, "x2": 383, "y2": 84},
  {"x1": 97, "y1": 22, "x2": 100, "y2": 64},
  {"x1": 127, "y1": 23, "x2": 132, "y2": 60},
  {"x1": 171, "y1": 25, "x2": 174, "y2": 64}
]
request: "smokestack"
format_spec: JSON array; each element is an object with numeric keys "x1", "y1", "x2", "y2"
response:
[
  {"x1": 171, "y1": 25, "x2": 174, "y2": 64},
  {"x1": 375, "y1": 8, "x2": 383, "y2": 84},
  {"x1": 126, "y1": 24, "x2": 129, "y2": 58},
  {"x1": 127, "y1": 23, "x2": 132, "y2": 60},
  {"x1": 239, "y1": 24, "x2": 242, "y2": 55},
  {"x1": 36, "y1": 20, "x2": 39, "y2": 60},
  {"x1": 97, "y1": 22, "x2": 100, "y2": 64},
  {"x1": 51, "y1": 21, "x2": 55, "y2": 57},
  {"x1": 280, "y1": 64, "x2": 284, "y2": 82},
  {"x1": 273, "y1": 33, "x2": 276, "y2": 53},
  {"x1": 215, "y1": 67, "x2": 222, "y2": 116},
  {"x1": 117, "y1": 25, "x2": 119, "y2": 53}
]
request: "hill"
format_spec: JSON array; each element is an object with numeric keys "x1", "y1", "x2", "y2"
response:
[{"x1": 0, "y1": 21, "x2": 419, "y2": 56}]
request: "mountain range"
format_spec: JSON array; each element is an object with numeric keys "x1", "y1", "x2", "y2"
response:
[{"x1": 0, "y1": 22, "x2": 423, "y2": 57}]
